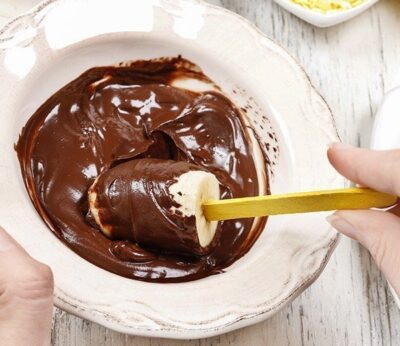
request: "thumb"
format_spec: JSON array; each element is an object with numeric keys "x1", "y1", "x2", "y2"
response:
[
  {"x1": 327, "y1": 210, "x2": 400, "y2": 295},
  {"x1": 0, "y1": 226, "x2": 54, "y2": 346}
]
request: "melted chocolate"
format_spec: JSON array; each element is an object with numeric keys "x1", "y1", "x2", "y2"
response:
[
  {"x1": 16, "y1": 57, "x2": 269, "y2": 282},
  {"x1": 90, "y1": 158, "x2": 212, "y2": 257}
]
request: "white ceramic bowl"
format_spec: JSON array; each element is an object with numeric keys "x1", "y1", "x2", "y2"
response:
[
  {"x1": 0, "y1": 0, "x2": 342, "y2": 338},
  {"x1": 274, "y1": 0, "x2": 378, "y2": 27},
  {"x1": 371, "y1": 87, "x2": 400, "y2": 309}
]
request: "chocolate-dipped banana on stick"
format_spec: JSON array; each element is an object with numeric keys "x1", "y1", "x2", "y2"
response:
[{"x1": 88, "y1": 158, "x2": 220, "y2": 256}]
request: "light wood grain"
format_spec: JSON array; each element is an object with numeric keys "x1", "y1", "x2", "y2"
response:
[{"x1": 3, "y1": 0, "x2": 400, "y2": 344}]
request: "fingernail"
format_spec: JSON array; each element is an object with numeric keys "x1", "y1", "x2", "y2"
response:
[
  {"x1": 326, "y1": 214, "x2": 357, "y2": 239},
  {"x1": 329, "y1": 142, "x2": 353, "y2": 150},
  {"x1": 0, "y1": 227, "x2": 16, "y2": 252}
]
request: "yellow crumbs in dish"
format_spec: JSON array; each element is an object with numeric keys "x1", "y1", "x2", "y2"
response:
[{"x1": 291, "y1": 0, "x2": 363, "y2": 12}]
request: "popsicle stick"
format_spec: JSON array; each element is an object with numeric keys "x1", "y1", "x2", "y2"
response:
[{"x1": 202, "y1": 187, "x2": 397, "y2": 221}]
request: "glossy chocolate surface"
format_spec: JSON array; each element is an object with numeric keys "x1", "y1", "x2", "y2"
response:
[
  {"x1": 90, "y1": 158, "x2": 212, "y2": 257},
  {"x1": 16, "y1": 57, "x2": 268, "y2": 282}
]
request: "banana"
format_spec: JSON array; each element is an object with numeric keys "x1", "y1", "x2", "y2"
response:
[
  {"x1": 87, "y1": 159, "x2": 220, "y2": 256},
  {"x1": 88, "y1": 178, "x2": 112, "y2": 237},
  {"x1": 169, "y1": 170, "x2": 220, "y2": 248}
]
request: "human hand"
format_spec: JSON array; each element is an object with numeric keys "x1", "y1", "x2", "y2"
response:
[
  {"x1": 327, "y1": 143, "x2": 400, "y2": 296},
  {"x1": 0, "y1": 226, "x2": 53, "y2": 346}
]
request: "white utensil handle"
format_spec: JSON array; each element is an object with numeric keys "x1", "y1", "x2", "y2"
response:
[{"x1": 371, "y1": 87, "x2": 400, "y2": 308}]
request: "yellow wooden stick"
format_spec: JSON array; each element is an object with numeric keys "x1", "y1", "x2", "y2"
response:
[{"x1": 202, "y1": 188, "x2": 397, "y2": 221}]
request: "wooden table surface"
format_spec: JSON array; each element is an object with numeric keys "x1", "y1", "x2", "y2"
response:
[{"x1": 2, "y1": 0, "x2": 400, "y2": 345}]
